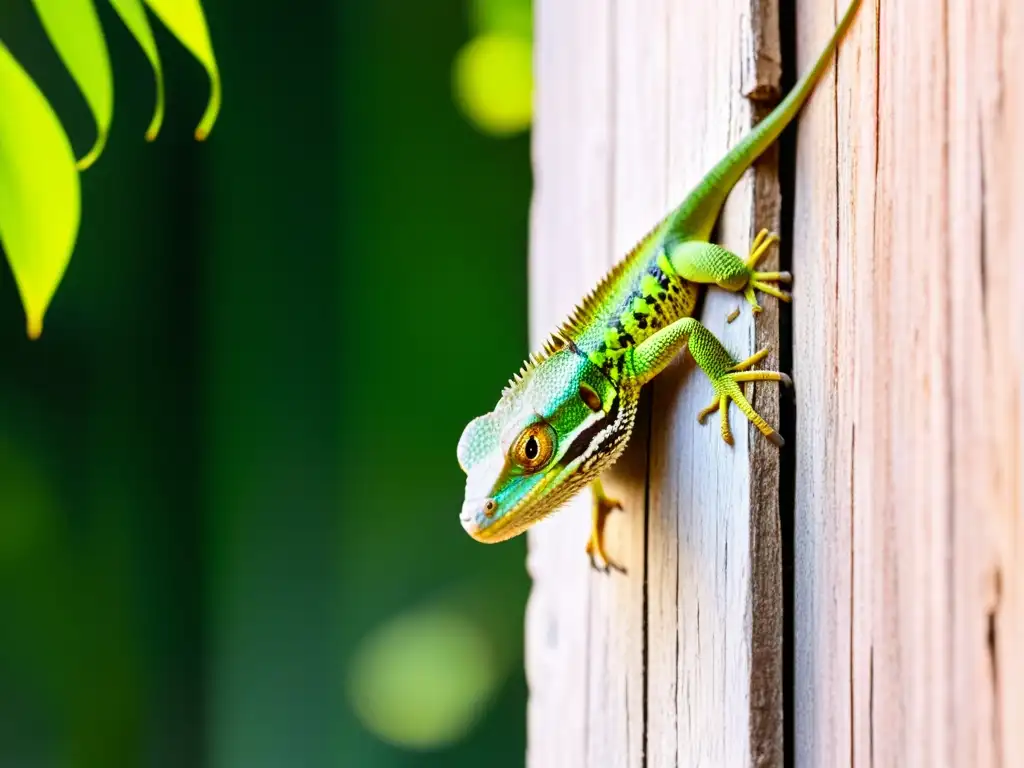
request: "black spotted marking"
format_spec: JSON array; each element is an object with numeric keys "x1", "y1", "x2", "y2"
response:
[
  {"x1": 601, "y1": 351, "x2": 627, "y2": 384},
  {"x1": 564, "y1": 234, "x2": 703, "y2": 376}
]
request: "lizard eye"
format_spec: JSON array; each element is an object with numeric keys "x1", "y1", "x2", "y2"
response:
[{"x1": 511, "y1": 423, "x2": 556, "y2": 472}]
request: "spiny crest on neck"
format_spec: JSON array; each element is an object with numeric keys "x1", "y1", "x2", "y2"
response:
[
  {"x1": 503, "y1": 217, "x2": 666, "y2": 396},
  {"x1": 501, "y1": 331, "x2": 575, "y2": 397}
]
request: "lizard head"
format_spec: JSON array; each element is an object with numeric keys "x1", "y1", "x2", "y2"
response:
[{"x1": 456, "y1": 347, "x2": 624, "y2": 543}]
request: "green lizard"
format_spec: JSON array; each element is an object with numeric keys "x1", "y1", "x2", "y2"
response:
[{"x1": 457, "y1": 0, "x2": 861, "y2": 571}]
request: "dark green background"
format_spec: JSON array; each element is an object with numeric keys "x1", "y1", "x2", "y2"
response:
[{"x1": 0, "y1": 1, "x2": 531, "y2": 765}]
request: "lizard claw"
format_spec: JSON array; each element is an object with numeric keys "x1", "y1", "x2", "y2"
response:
[
  {"x1": 746, "y1": 229, "x2": 781, "y2": 269},
  {"x1": 696, "y1": 346, "x2": 789, "y2": 448},
  {"x1": 742, "y1": 230, "x2": 791, "y2": 312}
]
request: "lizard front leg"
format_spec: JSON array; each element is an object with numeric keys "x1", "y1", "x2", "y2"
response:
[
  {"x1": 627, "y1": 316, "x2": 790, "y2": 446},
  {"x1": 666, "y1": 231, "x2": 791, "y2": 313},
  {"x1": 585, "y1": 478, "x2": 625, "y2": 574}
]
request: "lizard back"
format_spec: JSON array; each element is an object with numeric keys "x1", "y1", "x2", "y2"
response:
[{"x1": 549, "y1": 222, "x2": 700, "y2": 387}]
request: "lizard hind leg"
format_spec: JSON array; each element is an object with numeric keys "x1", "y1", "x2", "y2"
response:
[
  {"x1": 585, "y1": 479, "x2": 626, "y2": 574},
  {"x1": 668, "y1": 235, "x2": 791, "y2": 314}
]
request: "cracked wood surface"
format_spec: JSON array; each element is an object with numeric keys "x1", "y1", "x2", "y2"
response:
[
  {"x1": 525, "y1": 0, "x2": 784, "y2": 765},
  {"x1": 526, "y1": 0, "x2": 1022, "y2": 765},
  {"x1": 791, "y1": 0, "x2": 1024, "y2": 766}
]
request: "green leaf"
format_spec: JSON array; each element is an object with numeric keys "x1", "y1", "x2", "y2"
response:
[
  {"x1": 108, "y1": 0, "x2": 165, "y2": 140},
  {"x1": 144, "y1": 0, "x2": 221, "y2": 139},
  {"x1": 0, "y1": 42, "x2": 81, "y2": 339},
  {"x1": 31, "y1": 0, "x2": 114, "y2": 170}
]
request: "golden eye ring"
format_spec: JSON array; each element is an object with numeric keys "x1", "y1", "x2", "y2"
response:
[{"x1": 511, "y1": 423, "x2": 556, "y2": 472}]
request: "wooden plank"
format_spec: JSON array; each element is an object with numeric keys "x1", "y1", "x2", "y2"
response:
[
  {"x1": 792, "y1": 0, "x2": 1024, "y2": 765},
  {"x1": 525, "y1": 0, "x2": 642, "y2": 765},
  {"x1": 789, "y1": 1, "x2": 860, "y2": 763},
  {"x1": 526, "y1": 0, "x2": 783, "y2": 765},
  {"x1": 1002, "y1": 6, "x2": 1024, "y2": 763},
  {"x1": 612, "y1": 5, "x2": 669, "y2": 765},
  {"x1": 650, "y1": 0, "x2": 784, "y2": 764}
]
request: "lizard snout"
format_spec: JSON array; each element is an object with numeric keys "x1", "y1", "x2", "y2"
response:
[{"x1": 460, "y1": 498, "x2": 498, "y2": 541}]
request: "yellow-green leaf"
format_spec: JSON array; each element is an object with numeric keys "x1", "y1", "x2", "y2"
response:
[
  {"x1": 31, "y1": 0, "x2": 113, "y2": 170},
  {"x1": 144, "y1": 0, "x2": 221, "y2": 139},
  {"x1": 108, "y1": 0, "x2": 165, "y2": 140},
  {"x1": 0, "y1": 42, "x2": 81, "y2": 339}
]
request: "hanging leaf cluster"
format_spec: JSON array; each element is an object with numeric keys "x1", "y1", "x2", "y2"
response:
[{"x1": 0, "y1": 0, "x2": 220, "y2": 338}]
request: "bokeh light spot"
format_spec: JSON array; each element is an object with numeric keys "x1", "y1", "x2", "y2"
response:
[
  {"x1": 346, "y1": 606, "x2": 500, "y2": 751},
  {"x1": 453, "y1": 33, "x2": 533, "y2": 137}
]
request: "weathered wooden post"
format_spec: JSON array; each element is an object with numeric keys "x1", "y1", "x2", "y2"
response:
[
  {"x1": 525, "y1": 0, "x2": 1023, "y2": 765},
  {"x1": 791, "y1": 0, "x2": 1024, "y2": 765},
  {"x1": 526, "y1": 0, "x2": 784, "y2": 764}
]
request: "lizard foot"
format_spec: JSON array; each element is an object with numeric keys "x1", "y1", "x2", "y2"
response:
[
  {"x1": 743, "y1": 229, "x2": 791, "y2": 313},
  {"x1": 697, "y1": 346, "x2": 792, "y2": 447},
  {"x1": 586, "y1": 479, "x2": 625, "y2": 574}
]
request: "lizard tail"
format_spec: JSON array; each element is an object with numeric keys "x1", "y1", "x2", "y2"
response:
[{"x1": 666, "y1": 0, "x2": 861, "y2": 242}]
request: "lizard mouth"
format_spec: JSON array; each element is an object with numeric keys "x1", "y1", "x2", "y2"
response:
[
  {"x1": 460, "y1": 498, "x2": 499, "y2": 542},
  {"x1": 462, "y1": 510, "x2": 513, "y2": 542},
  {"x1": 460, "y1": 479, "x2": 551, "y2": 543},
  {"x1": 461, "y1": 441, "x2": 596, "y2": 544}
]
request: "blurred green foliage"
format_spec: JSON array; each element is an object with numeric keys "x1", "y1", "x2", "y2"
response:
[
  {"x1": 1, "y1": 0, "x2": 218, "y2": 337},
  {"x1": 0, "y1": 0, "x2": 531, "y2": 765}
]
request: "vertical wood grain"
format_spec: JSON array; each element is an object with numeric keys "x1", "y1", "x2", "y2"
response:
[
  {"x1": 524, "y1": 1, "x2": 608, "y2": 766},
  {"x1": 792, "y1": 0, "x2": 1024, "y2": 766},
  {"x1": 526, "y1": 0, "x2": 784, "y2": 765},
  {"x1": 525, "y1": 0, "x2": 644, "y2": 765},
  {"x1": 651, "y1": 0, "x2": 784, "y2": 764},
  {"x1": 528, "y1": 0, "x2": 1021, "y2": 763}
]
